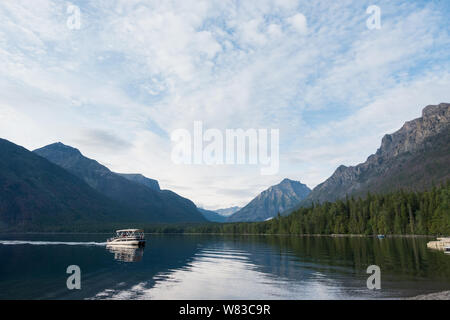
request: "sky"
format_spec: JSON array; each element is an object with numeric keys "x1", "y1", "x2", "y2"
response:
[{"x1": 0, "y1": 0, "x2": 449, "y2": 210}]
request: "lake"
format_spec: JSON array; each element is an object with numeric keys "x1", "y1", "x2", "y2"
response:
[{"x1": 0, "y1": 233, "x2": 449, "y2": 300}]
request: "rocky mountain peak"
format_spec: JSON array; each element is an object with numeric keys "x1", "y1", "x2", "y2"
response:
[
  {"x1": 376, "y1": 103, "x2": 450, "y2": 160},
  {"x1": 228, "y1": 178, "x2": 311, "y2": 222},
  {"x1": 422, "y1": 102, "x2": 450, "y2": 118},
  {"x1": 40, "y1": 142, "x2": 82, "y2": 155},
  {"x1": 298, "y1": 103, "x2": 450, "y2": 205},
  {"x1": 34, "y1": 142, "x2": 111, "y2": 176}
]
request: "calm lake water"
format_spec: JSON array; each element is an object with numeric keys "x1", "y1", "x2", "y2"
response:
[{"x1": 0, "y1": 233, "x2": 449, "y2": 300}]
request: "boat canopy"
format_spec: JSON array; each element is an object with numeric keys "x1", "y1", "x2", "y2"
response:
[{"x1": 116, "y1": 229, "x2": 144, "y2": 233}]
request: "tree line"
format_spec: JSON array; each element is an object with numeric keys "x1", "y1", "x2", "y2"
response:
[
  {"x1": 177, "y1": 181, "x2": 450, "y2": 236},
  {"x1": 9, "y1": 181, "x2": 448, "y2": 235}
]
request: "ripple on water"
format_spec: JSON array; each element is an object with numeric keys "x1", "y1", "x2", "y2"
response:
[{"x1": 91, "y1": 246, "x2": 352, "y2": 300}]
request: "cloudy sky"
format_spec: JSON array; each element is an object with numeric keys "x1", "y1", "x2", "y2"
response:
[{"x1": 0, "y1": 0, "x2": 449, "y2": 209}]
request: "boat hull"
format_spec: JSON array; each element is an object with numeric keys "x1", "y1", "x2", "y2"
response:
[{"x1": 106, "y1": 239, "x2": 146, "y2": 247}]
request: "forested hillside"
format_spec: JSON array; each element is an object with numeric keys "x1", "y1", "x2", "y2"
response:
[{"x1": 173, "y1": 181, "x2": 450, "y2": 236}]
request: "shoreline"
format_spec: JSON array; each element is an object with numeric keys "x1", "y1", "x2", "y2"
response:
[
  {"x1": 407, "y1": 290, "x2": 450, "y2": 300},
  {"x1": 0, "y1": 232, "x2": 437, "y2": 237},
  {"x1": 0, "y1": 231, "x2": 438, "y2": 238}
]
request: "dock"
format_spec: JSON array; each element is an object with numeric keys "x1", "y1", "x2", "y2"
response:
[{"x1": 427, "y1": 237, "x2": 450, "y2": 251}]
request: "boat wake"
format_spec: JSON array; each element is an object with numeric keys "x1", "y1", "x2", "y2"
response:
[{"x1": 0, "y1": 240, "x2": 107, "y2": 246}]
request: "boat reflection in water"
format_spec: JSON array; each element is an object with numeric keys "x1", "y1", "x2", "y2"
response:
[
  {"x1": 105, "y1": 229, "x2": 146, "y2": 262},
  {"x1": 106, "y1": 245, "x2": 145, "y2": 262}
]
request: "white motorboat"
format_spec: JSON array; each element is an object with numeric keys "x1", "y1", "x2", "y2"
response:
[{"x1": 106, "y1": 229, "x2": 146, "y2": 247}]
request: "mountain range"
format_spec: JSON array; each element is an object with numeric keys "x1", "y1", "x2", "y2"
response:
[
  {"x1": 198, "y1": 206, "x2": 242, "y2": 222},
  {"x1": 33, "y1": 143, "x2": 206, "y2": 224},
  {"x1": 1, "y1": 102, "x2": 448, "y2": 230},
  {"x1": 215, "y1": 206, "x2": 241, "y2": 216},
  {"x1": 284, "y1": 102, "x2": 450, "y2": 214},
  {"x1": 0, "y1": 139, "x2": 131, "y2": 231},
  {"x1": 228, "y1": 179, "x2": 311, "y2": 222},
  {"x1": 0, "y1": 140, "x2": 208, "y2": 231},
  {"x1": 198, "y1": 208, "x2": 227, "y2": 222}
]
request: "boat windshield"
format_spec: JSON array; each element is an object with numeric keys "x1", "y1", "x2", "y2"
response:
[{"x1": 115, "y1": 230, "x2": 144, "y2": 239}]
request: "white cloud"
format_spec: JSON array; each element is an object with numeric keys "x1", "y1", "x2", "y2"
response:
[
  {"x1": 267, "y1": 24, "x2": 283, "y2": 38},
  {"x1": 0, "y1": 0, "x2": 449, "y2": 208},
  {"x1": 287, "y1": 13, "x2": 307, "y2": 34}
]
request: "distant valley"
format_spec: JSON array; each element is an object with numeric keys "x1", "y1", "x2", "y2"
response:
[{"x1": 198, "y1": 206, "x2": 242, "y2": 222}]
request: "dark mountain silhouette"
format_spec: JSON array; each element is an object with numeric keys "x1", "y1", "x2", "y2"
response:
[
  {"x1": 118, "y1": 173, "x2": 160, "y2": 191},
  {"x1": 0, "y1": 138, "x2": 135, "y2": 231},
  {"x1": 33, "y1": 143, "x2": 206, "y2": 223}
]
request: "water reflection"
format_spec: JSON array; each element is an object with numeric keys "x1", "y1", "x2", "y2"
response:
[
  {"x1": 106, "y1": 245, "x2": 144, "y2": 262},
  {"x1": 93, "y1": 246, "x2": 349, "y2": 300},
  {"x1": 94, "y1": 236, "x2": 450, "y2": 300},
  {"x1": 1, "y1": 234, "x2": 450, "y2": 299}
]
